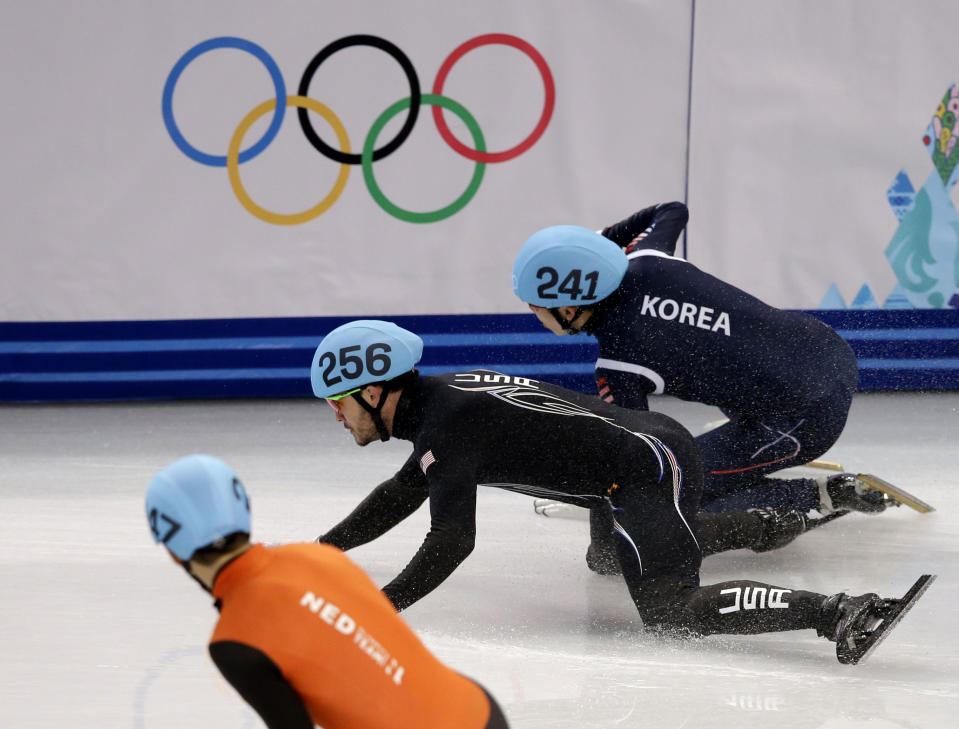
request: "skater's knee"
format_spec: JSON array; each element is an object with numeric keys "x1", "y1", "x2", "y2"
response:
[
  {"x1": 639, "y1": 602, "x2": 707, "y2": 636},
  {"x1": 632, "y1": 573, "x2": 711, "y2": 636}
]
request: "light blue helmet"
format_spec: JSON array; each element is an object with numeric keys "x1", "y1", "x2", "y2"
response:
[
  {"x1": 145, "y1": 454, "x2": 251, "y2": 561},
  {"x1": 311, "y1": 320, "x2": 424, "y2": 399},
  {"x1": 512, "y1": 225, "x2": 628, "y2": 307}
]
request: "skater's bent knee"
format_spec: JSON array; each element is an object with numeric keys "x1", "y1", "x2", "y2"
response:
[
  {"x1": 632, "y1": 574, "x2": 711, "y2": 636},
  {"x1": 639, "y1": 602, "x2": 707, "y2": 636}
]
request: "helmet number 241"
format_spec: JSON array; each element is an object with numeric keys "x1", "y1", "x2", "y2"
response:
[{"x1": 535, "y1": 267, "x2": 599, "y2": 301}]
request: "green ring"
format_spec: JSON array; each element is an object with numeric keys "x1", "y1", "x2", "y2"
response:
[{"x1": 362, "y1": 93, "x2": 486, "y2": 223}]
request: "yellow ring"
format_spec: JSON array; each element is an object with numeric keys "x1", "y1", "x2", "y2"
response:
[{"x1": 227, "y1": 95, "x2": 350, "y2": 225}]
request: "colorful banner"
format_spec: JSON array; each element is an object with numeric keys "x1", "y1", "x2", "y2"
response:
[
  {"x1": 688, "y1": 0, "x2": 959, "y2": 310},
  {"x1": 0, "y1": 0, "x2": 690, "y2": 321},
  {"x1": 3, "y1": 0, "x2": 958, "y2": 321}
]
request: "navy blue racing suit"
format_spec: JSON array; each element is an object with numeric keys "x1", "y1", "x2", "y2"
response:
[{"x1": 589, "y1": 201, "x2": 858, "y2": 513}]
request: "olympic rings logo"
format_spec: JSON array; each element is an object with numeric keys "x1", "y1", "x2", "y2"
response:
[{"x1": 162, "y1": 34, "x2": 555, "y2": 225}]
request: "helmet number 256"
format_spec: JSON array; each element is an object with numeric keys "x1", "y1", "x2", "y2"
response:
[
  {"x1": 535, "y1": 267, "x2": 599, "y2": 301},
  {"x1": 318, "y1": 343, "x2": 393, "y2": 388}
]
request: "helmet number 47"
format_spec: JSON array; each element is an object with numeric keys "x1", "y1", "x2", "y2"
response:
[{"x1": 148, "y1": 508, "x2": 182, "y2": 544}]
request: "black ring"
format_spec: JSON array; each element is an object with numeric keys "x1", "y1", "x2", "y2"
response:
[{"x1": 297, "y1": 35, "x2": 421, "y2": 165}]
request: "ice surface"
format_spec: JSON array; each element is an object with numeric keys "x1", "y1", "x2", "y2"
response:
[{"x1": 1, "y1": 392, "x2": 956, "y2": 728}]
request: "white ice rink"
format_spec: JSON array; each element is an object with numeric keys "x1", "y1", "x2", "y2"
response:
[{"x1": 1, "y1": 391, "x2": 957, "y2": 729}]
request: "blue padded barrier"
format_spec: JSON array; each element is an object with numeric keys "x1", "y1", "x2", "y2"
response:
[{"x1": 1, "y1": 310, "x2": 957, "y2": 402}]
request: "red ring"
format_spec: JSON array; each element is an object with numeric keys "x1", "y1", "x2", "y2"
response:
[{"x1": 431, "y1": 34, "x2": 555, "y2": 163}]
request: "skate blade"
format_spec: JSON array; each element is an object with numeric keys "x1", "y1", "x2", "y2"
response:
[
  {"x1": 805, "y1": 461, "x2": 935, "y2": 513},
  {"x1": 533, "y1": 499, "x2": 587, "y2": 519},
  {"x1": 856, "y1": 474, "x2": 936, "y2": 513},
  {"x1": 805, "y1": 510, "x2": 850, "y2": 532},
  {"x1": 701, "y1": 417, "x2": 730, "y2": 434},
  {"x1": 842, "y1": 574, "x2": 937, "y2": 665},
  {"x1": 806, "y1": 459, "x2": 845, "y2": 472}
]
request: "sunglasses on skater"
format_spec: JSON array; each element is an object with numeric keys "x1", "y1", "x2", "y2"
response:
[{"x1": 325, "y1": 387, "x2": 362, "y2": 412}]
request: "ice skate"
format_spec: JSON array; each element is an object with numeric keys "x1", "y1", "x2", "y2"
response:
[
  {"x1": 748, "y1": 507, "x2": 839, "y2": 552},
  {"x1": 533, "y1": 498, "x2": 585, "y2": 519},
  {"x1": 817, "y1": 473, "x2": 893, "y2": 514},
  {"x1": 807, "y1": 461, "x2": 935, "y2": 513},
  {"x1": 856, "y1": 473, "x2": 936, "y2": 513},
  {"x1": 748, "y1": 506, "x2": 851, "y2": 553},
  {"x1": 818, "y1": 575, "x2": 936, "y2": 664}
]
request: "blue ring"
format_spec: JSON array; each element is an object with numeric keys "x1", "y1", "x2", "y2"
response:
[{"x1": 161, "y1": 37, "x2": 286, "y2": 167}]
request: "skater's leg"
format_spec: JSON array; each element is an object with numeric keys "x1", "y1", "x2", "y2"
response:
[
  {"x1": 586, "y1": 502, "x2": 621, "y2": 574},
  {"x1": 632, "y1": 574, "x2": 936, "y2": 664},
  {"x1": 593, "y1": 501, "x2": 815, "y2": 573},
  {"x1": 630, "y1": 573, "x2": 827, "y2": 635},
  {"x1": 605, "y1": 439, "x2": 933, "y2": 662},
  {"x1": 608, "y1": 481, "x2": 826, "y2": 634},
  {"x1": 697, "y1": 381, "x2": 854, "y2": 512},
  {"x1": 696, "y1": 508, "x2": 817, "y2": 555}
]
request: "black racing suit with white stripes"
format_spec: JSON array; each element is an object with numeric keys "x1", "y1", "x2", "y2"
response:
[
  {"x1": 591, "y1": 202, "x2": 859, "y2": 513},
  {"x1": 319, "y1": 371, "x2": 830, "y2": 636}
]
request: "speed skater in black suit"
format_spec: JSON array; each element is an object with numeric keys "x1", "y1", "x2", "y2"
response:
[{"x1": 308, "y1": 320, "x2": 933, "y2": 665}]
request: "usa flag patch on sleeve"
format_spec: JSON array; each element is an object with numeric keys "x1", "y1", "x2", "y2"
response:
[{"x1": 419, "y1": 450, "x2": 437, "y2": 474}]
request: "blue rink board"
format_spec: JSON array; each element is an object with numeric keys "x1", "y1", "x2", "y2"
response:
[{"x1": 1, "y1": 310, "x2": 957, "y2": 401}]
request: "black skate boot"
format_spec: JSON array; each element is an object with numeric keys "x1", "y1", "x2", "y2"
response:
[
  {"x1": 818, "y1": 575, "x2": 935, "y2": 664},
  {"x1": 818, "y1": 592, "x2": 886, "y2": 663},
  {"x1": 818, "y1": 473, "x2": 892, "y2": 514},
  {"x1": 749, "y1": 507, "x2": 809, "y2": 552},
  {"x1": 586, "y1": 543, "x2": 622, "y2": 576}
]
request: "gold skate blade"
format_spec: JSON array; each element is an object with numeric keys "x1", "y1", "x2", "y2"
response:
[
  {"x1": 806, "y1": 459, "x2": 845, "y2": 472},
  {"x1": 856, "y1": 474, "x2": 936, "y2": 514},
  {"x1": 804, "y1": 460, "x2": 935, "y2": 513}
]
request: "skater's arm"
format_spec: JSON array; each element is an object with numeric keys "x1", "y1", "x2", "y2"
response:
[
  {"x1": 381, "y1": 511, "x2": 476, "y2": 611},
  {"x1": 318, "y1": 455, "x2": 429, "y2": 551},
  {"x1": 210, "y1": 641, "x2": 313, "y2": 729},
  {"x1": 601, "y1": 202, "x2": 688, "y2": 255},
  {"x1": 381, "y1": 464, "x2": 478, "y2": 611}
]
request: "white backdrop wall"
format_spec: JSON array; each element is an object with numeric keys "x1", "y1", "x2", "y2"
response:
[
  {"x1": 689, "y1": 0, "x2": 959, "y2": 311},
  {"x1": 1, "y1": 0, "x2": 956, "y2": 321}
]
